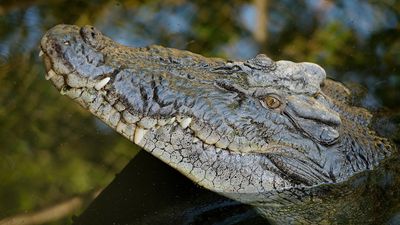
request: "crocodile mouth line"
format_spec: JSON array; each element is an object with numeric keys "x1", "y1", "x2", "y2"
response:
[{"x1": 40, "y1": 47, "x2": 274, "y2": 156}]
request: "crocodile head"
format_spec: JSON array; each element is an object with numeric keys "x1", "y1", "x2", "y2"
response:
[{"x1": 40, "y1": 25, "x2": 393, "y2": 203}]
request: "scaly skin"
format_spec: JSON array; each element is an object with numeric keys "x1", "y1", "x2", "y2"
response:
[{"x1": 40, "y1": 24, "x2": 396, "y2": 224}]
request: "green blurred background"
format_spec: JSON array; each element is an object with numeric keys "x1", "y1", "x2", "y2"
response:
[{"x1": 0, "y1": 0, "x2": 399, "y2": 224}]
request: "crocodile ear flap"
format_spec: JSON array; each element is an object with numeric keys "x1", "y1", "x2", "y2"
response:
[
  {"x1": 80, "y1": 25, "x2": 103, "y2": 50},
  {"x1": 284, "y1": 95, "x2": 342, "y2": 145}
]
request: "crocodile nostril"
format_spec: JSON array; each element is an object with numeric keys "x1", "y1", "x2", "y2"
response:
[
  {"x1": 80, "y1": 25, "x2": 103, "y2": 50},
  {"x1": 51, "y1": 41, "x2": 62, "y2": 56}
]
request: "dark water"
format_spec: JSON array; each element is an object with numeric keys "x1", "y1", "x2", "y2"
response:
[{"x1": 0, "y1": 0, "x2": 399, "y2": 224}]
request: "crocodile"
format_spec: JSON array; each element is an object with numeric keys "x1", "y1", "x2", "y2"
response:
[{"x1": 40, "y1": 24, "x2": 398, "y2": 224}]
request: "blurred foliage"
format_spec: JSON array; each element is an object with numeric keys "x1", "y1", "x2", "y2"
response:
[
  {"x1": 0, "y1": 0, "x2": 399, "y2": 224},
  {"x1": 0, "y1": 52, "x2": 137, "y2": 218}
]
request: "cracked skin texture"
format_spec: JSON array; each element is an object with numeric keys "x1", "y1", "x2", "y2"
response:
[{"x1": 40, "y1": 24, "x2": 397, "y2": 224}]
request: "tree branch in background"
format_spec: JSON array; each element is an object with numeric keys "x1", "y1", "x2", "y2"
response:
[
  {"x1": 254, "y1": 0, "x2": 269, "y2": 45},
  {"x1": 0, "y1": 189, "x2": 102, "y2": 225}
]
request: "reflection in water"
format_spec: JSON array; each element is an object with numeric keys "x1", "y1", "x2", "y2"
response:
[{"x1": 0, "y1": 0, "x2": 399, "y2": 224}]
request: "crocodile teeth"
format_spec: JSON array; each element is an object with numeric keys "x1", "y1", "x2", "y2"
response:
[
  {"x1": 60, "y1": 86, "x2": 68, "y2": 95},
  {"x1": 45, "y1": 69, "x2": 56, "y2": 80},
  {"x1": 134, "y1": 127, "x2": 148, "y2": 144},
  {"x1": 168, "y1": 117, "x2": 176, "y2": 124},
  {"x1": 179, "y1": 117, "x2": 192, "y2": 129},
  {"x1": 94, "y1": 77, "x2": 110, "y2": 90},
  {"x1": 39, "y1": 50, "x2": 44, "y2": 57}
]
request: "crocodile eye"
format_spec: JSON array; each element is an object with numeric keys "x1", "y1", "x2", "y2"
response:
[{"x1": 263, "y1": 95, "x2": 282, "y2": 109}]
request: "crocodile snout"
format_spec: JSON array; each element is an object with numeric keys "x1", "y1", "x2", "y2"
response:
[{"x1": 40, "y1": 24, "x2": 80, "y2": 76}]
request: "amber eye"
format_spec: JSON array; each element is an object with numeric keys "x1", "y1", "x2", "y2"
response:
[{"x1": 263, "y1": 95, "x2": 282, "y2": 109}]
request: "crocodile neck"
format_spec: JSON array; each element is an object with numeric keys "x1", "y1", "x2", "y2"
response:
[{"x1": 40, "y1": 24, "x2": 396, "y2": 224}]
